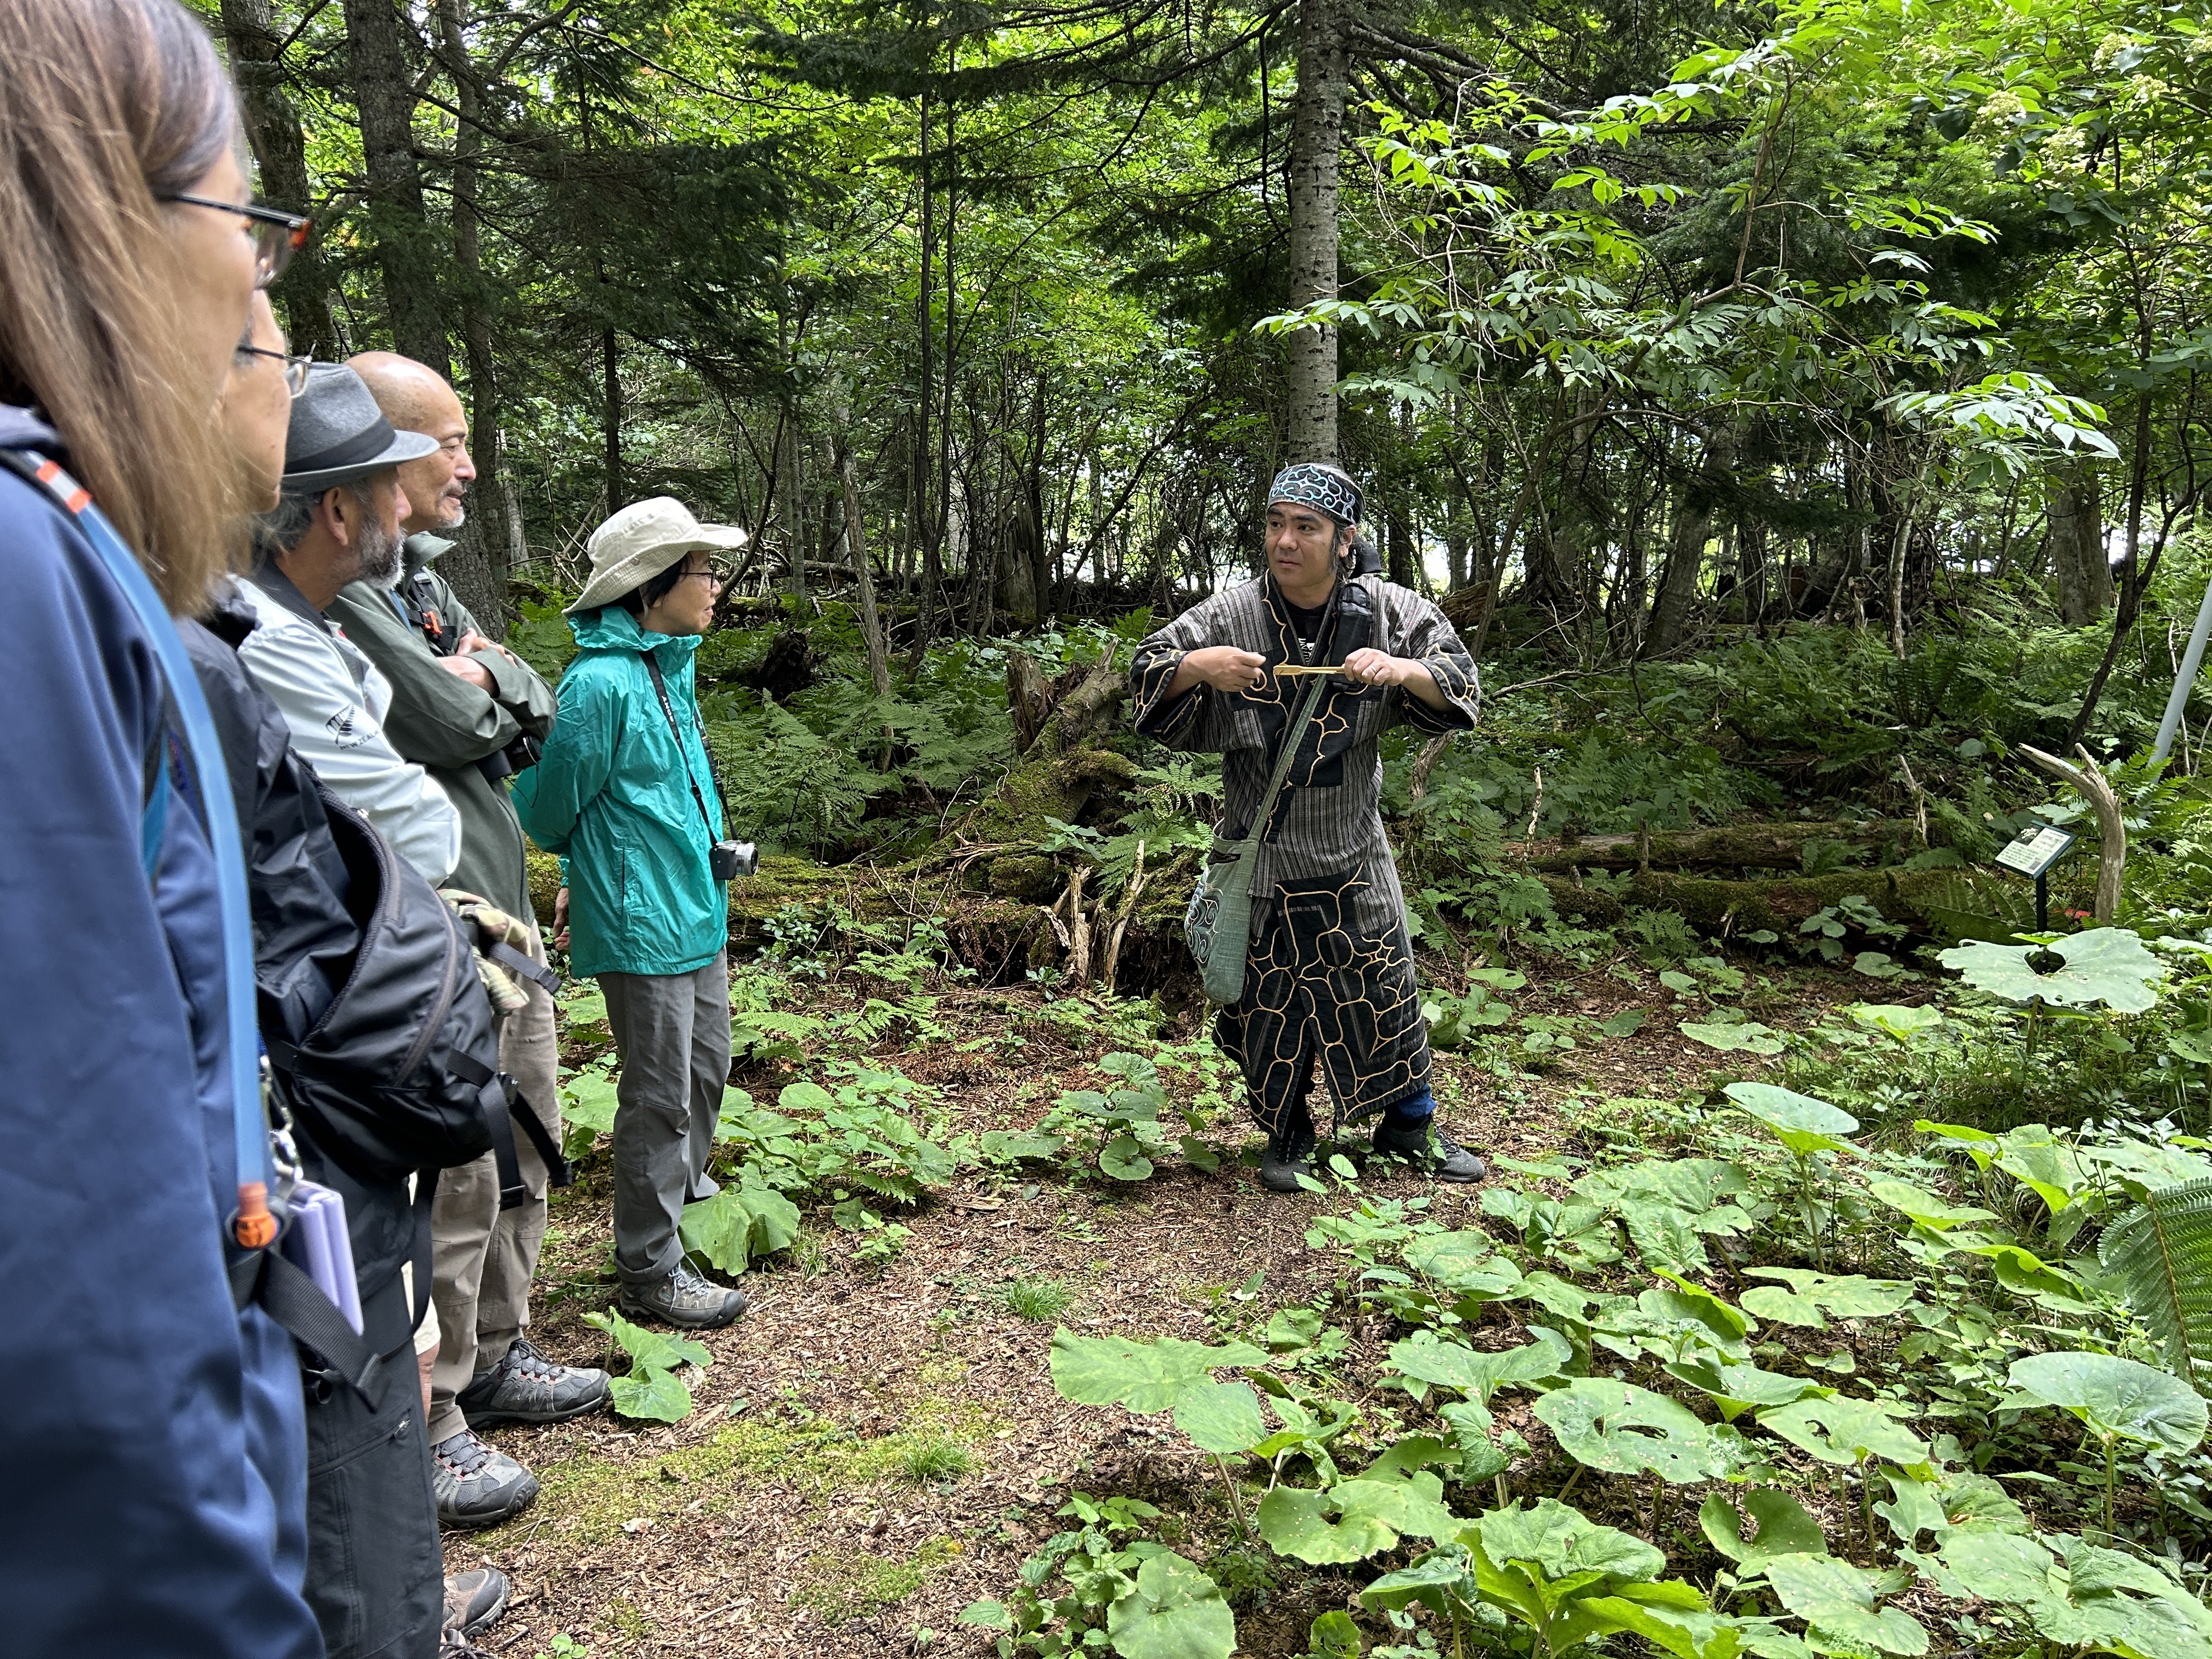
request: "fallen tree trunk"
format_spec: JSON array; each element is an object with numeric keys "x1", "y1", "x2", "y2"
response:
[
  {"x1": 1532, "y1": 864, "x2": 2055, "y2": 939},
  {"x1": 1516, "y1": 819, "x2": 1926, "y2": 873}
]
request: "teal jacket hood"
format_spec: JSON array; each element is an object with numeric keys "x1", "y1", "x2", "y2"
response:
[{"x1": 512, "y1": 605, "x2": 727, "y2": 977}]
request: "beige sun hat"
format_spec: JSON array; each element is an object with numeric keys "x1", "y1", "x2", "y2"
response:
[{"x1": 566, "y1": 496, "x2": 750, "y2": 614}]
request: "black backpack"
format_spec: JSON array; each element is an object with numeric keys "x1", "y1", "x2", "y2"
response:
[{"x1": 266, "y1": 782, "x2": 500, "y2": 1183}]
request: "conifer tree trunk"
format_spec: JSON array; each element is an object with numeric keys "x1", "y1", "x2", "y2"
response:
[
  {"x1": 2048, "y1": 459, "x2": 2113, "y2": 625},
  {"x1": 1285, "y1": 0, "x2": 1348, "y2": 463},
  {"x1": 342, "y1": 0, "x2": 448, "y2": 370},
  {"x1": 435, "y1": 0, "x2": 515, "y2": 634},
  {"x1": 1641, "y1": 427, "x2": 1735, "y2": 657},
  {"x1": 833, "y1": 407, "x2": 893, "y2": 701},
  {"x1": 218, "y1": 0, "x2": 341, "y2": 360},
  {"x1": 603, "y1": 327, "x2": 624, "y2": 511}
]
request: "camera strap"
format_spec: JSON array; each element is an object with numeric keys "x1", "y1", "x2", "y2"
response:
[{"x1": 644, "y1": 652, "x2": 724, "y2": 843}]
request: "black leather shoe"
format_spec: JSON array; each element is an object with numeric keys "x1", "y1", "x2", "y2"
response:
[
  {"x1": 1259, "y1": 1121, "x2": 1318, "y2": 1193},
  {"x1": 458, "y1": 1337, "x2": 613, "y2": 1427},
  {"x1": 1371, "y1": 1115, "x2": 1487, "y2": 1182}
]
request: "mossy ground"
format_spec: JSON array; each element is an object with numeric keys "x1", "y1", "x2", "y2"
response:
[{"x1": 523, "y1": 1383, "x2": 1005, "y2": 1549}]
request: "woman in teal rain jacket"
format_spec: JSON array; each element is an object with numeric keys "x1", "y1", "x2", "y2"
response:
[{"x1": 515, "y1": 498, "x2": 752, "y2": 1331}]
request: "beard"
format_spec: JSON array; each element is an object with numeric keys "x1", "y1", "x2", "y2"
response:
[
  {"x1": 357, "y1": 513, "x2": 405, "y2": 590},
  {"x1": 439, "y1": 498, "x2": 467, "y2": 531}
]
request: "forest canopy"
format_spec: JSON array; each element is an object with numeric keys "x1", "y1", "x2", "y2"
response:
[{"x1": 204, "y1": 0, "x2": 2204, "y2": 721}]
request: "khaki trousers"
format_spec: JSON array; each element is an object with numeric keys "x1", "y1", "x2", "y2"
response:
[{"x1": 427, "y1": 920, "x2": 560, "y2": 1445}]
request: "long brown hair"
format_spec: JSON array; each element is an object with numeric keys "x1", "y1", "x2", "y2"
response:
[{"x1": 0, "y1": 0, "x2": 242, "y2": 614}]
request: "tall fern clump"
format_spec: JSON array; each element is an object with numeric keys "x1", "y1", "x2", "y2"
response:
[
  {"x1": 2103, "y1": 1176, "x2": 2212, "y2": 1394},
  {"x1": 690, "y1": 622, "x2": 1018, "y2": 858}
]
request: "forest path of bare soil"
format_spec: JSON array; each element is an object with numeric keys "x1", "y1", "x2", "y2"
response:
[{"x1": 441, "y1": 963, "x2": 1857, "y2": 1659}]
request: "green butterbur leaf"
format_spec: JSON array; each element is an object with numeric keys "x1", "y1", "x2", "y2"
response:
[
  {"x1": 1533, "y1": 1376, "x2": 1739, "y2": 1482},
  {"x1": 1937, "y1": 927, "x2": 2167, "y2": 1013},
  {"x1": 1665, "y1": 1356, "x2": 1830, "y2": 1421},
  {"x1": 679, "y1": 1184, "x2": 800, "y2": 1276},
  {"x1": 607, "y1": 1366, "x2": 692, "y2": 1424},
  {"x1": 1723, "y1": 1083, "x2": 1859, "y2": 1154},
  {"x1": 1865, "y1": 1180, "x2": 1996, "y2": 1231},
  {"x1": 1100, "y1": 1133, "x2": 1154, "y2": 1181},
  {"x1": 1757, "y1": 1396, "x2": 1927, "y2": 1466},
  {"x1": 1740, "y1": 1268, "x2": 1915, "y2": 1327},
  {"x1": 1680, "y1": 1019, "x2": 1786, "y2": 1054},
  {"x1": 584, "y1": 1307, "x2": 710, "y2": 1374},
  {"x1": 1104, "y1": 1550, "x2": 1236, "y2": 1659},
  {"x1": 1171, "y1": 1381, "x2": 1267, "y2": 1455},
  {"x1": 1387, "y1": 1328, "x2": 1571, "y2": 1401},
  {"x1": 1763, "y1": 1553, "x2": 1929, "y2": 1654},
  {"x1": 2007, "y1": 1351, "x2": 2209, "y2": 1454},
  {"x1": 1048, "y1": 1330, "x2": 1267, "y2": 1415},
  {"x1": 1700, "y1": 1488, "x2": 1828, "y2": 1570},
  {"x1": 1305, "y1": 1609, "x2": 1363, "y2": 1659}
]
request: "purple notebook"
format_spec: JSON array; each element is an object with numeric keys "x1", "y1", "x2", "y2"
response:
[{"x1": 285, "y1": 1181, "x2": 363, "y2": 1334}]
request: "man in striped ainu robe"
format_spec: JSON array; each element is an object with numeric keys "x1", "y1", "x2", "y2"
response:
[{"x1": 1130, "y1": 462, "x2": 1488, "y2": 1192}]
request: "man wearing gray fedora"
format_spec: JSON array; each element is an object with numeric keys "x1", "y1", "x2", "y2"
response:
[
  {"x1": 328, "y1": 352, "x2": 611, "y2": 1536},
  {"x1": 240, "y1": 363, "x2": 460, "y2": 884}
]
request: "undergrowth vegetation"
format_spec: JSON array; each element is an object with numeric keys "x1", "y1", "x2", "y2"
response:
[{"x1": 518, "y1": 539, "x2": 2212, "y2": 1656}]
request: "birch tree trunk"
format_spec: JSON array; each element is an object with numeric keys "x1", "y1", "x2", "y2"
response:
[
  {"x1": 1285, "y1": 0, "x2": 1348, "y2": 463},
  {"x1": 342, "y1": 0, "x2": 448, "y2": 371}
]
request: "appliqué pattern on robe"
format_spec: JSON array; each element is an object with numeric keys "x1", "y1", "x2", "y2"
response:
[
  {"x1": 1215, "y1": 870, "x2": 1432, "y2": 1133},
  {"x1": 1128, "y1": 570, "x2": 1478, "y2": 1131}
]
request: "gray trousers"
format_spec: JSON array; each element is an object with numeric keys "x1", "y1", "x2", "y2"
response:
[
  {"x1": 601, "y1": 952, "x2": 730, "y2": 1285},
  {"x1": 427, "y1": 921, "x2": 560, "y2": 1444}
]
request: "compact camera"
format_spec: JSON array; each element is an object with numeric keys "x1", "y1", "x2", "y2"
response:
[
  {"x1": 474, "y1": 732, "x2": 543, "y2": 784},
  {"x1": 710, "y1": 840, "x2": 758, "y2": 882}
]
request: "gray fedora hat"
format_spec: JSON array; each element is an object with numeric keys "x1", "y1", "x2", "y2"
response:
[{"x1": 281, "y1": 363, "x2": 439, "y2": 492}]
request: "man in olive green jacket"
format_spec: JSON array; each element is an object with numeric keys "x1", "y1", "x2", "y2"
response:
[{"x1": 329, "y1": 354, "x2": 609, "y2": 1535}]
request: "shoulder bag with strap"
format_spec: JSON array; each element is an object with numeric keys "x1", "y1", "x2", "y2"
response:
[
  {"x1": 1, "y1": 447, "x2": 389, "y2": 1400},
  {"x1": 1183, "y1": 673, "x2": 1329, "y2": 1006}
]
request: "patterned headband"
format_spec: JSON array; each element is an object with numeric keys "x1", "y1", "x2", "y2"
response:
[{"x1": 1268, "y1": 463, "x2": 1363, "y2": 527}]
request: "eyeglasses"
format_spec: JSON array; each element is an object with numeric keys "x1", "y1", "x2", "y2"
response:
[
  {"x1": 235, "y1": 343, "x2": 312, "y2": 396},
  {"x1": 675, "y1": 563, "x2": 729, "y2": 589},
  {"x1": 156, "y1": 193, "x2": 312, "y2": 290}
]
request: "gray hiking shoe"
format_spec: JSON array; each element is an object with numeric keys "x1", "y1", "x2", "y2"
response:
[
  {"x1": 458, "y1": 1337, "x2": 612, "y2": 1427},
  {"x1": 1370, "y1": 1115, "x2": 1487, "y2": 1183},
  {"x1": 617, "y1": 1261, "x2": 747, "y2": 1330},
  {"x1": 442, "y1": 1567, "x2": 509, "y2": 1639},
  {"x1": 431, "y1": 1427, "x2": 539, "y2": 1530}
]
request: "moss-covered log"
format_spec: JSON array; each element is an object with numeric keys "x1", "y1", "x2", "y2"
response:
[{"x1": 1517, "y1": 819, "x2": 1928, "y2": 873}]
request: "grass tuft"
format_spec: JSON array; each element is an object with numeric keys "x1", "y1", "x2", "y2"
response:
[
  {"x1": 897, "y1": 1434, "x2": 976, "y2": 1485},
  {"x1": 1001, "y1": 1275, "x2": 1075, "y2": 1321}
]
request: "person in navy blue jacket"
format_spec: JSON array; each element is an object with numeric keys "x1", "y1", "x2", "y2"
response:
[{"x1": 0, "y1": 1, "x2": 324, "y2": 1652}]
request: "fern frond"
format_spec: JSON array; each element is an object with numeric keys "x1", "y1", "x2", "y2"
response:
[{"x1": 2100, "y1": 1175, "x2": 2212, "y2": 1394}]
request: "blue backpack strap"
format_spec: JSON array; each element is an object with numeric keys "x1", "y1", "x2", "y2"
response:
[{"x1": 0, "y1": 448, "x2": 274, "y2": 1244}]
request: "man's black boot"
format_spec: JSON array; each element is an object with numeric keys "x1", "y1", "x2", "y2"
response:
[
  {"x1": 1371, "y1": 1113, "x2": 1487, "y2": 1183},
  {"x1": 1260, "y1": 1119, "x2": 1318, "y2": 1193}
]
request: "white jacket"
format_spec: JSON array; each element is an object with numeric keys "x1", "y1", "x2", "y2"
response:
[{"x1": 238, "y1": 568, "x2": 462, "y2": 885}]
